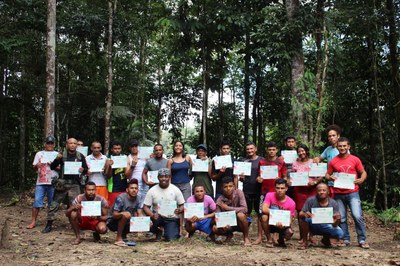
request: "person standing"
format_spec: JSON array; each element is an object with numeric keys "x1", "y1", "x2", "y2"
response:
[
  {"x1": 191, "y1": 144, "x2": 213, "y2": 198},
  {"x1": 86, "y1": 141, "x2": 108, "y2": 200},
  {"x1": 142, "y1": 144, "x2": 168, "y2": 187},
  {"x1": 27, "y1": 136, "x2": 59, "y2": 229}
]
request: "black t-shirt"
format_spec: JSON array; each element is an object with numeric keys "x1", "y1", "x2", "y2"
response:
[
  {"x1": 212, "y1": 155, "x2": 234, "y2": 195},
  {"x1": 242, "y1": 156, "x2": 263, "y2": 195}
]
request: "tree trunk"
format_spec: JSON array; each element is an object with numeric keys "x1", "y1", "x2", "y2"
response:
[
  {"x1": 285, "y1": 0, "x2": 307, "y2": 142},
  {"x1": 104, "y1": 0, "x2": 116, "y2": 155},
  {"x1": 201, "y1": 57, "x2": 208, "y2": 146},
  {"x1": 156, "y1": 68, "x2": 162, "y2": 143},
  {"x1": 44, "y1": 0, "x2": 56, "y2": 137},
  {"x1": 243, "y1": 32, "x2": 250, "y2": 151},
  {"x1": 19, "y1": 89, "x2": 26, "y2": 189},
  {"x1": 386, "y1": 0, "x2": 400, "y2": 152}
]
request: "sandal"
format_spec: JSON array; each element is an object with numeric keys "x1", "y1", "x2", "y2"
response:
[
  {"x1": 114, "y1": 241, "x2": 128, "y2": 247},
  {"x1": 359, "y1": 242, "x2": 370, "y2": 249},
  {"x1": 266, "y1": 242, "x2": 274, "y2": 248}
]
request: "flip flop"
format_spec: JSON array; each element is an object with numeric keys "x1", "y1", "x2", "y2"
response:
[
  {"x1": 126, "y1": 241, "x2": 136, "y2": 246},
  {"x1": 114, "y1": 241, "x2": 128, "y2": 247},
  {"x1": 266, "y1": 242, "x2": 274, "y2": 248},
  {"x1": 359, "y1": 242, "x2": 370, "y2": 249}
]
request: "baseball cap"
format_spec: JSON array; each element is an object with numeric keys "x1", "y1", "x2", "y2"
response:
[
  {"x1": 129, "y1": 139, "x2": 139, "y2": 147},
  {"x1": 44, "y1": 136, "x2": 55, "y2": 143},
  {"x1": 196, "y1": 144, "x2": 207, "y2": 152},
  {"x1": 158, "y1": 168, "x2": 171, "y2": 176}
]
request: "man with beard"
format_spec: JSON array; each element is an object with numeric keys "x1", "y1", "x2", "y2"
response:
[{"x1": 142, "y1": 144, "x2": 168, "y2": 187}]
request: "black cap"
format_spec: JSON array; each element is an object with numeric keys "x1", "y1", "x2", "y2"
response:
[
  {"x1": 196, "y1": 144, "x2": 207, "y2": 152},
  {"x1": 129, "y1": 139, "x2": 139, "y2": 147},
  {"x1": 44, "y1": 136, "x2": 55, "y2": 143}
]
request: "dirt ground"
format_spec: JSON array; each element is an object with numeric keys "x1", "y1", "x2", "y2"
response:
[{"x1": 0, "y1": 193, "x2": 399, "y2": 266}]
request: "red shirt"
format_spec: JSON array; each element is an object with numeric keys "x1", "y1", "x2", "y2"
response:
[
  {"x1": 327, "y1": 154, "x2": 364, "y2": 194},
  {"x1": 259, "y1": 158, "x2": 287, "y2": 195}
]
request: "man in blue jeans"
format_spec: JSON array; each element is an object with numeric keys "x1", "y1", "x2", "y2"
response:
[
  {"x1": 326, "y1": 137, "x2": 369, "y2": 249},
  {"x1": 299, "y1": 183, "x2": 343, "y2": 249},
  {"x1": 142, "y1": 168, "x2": 185, "y2": 241}
]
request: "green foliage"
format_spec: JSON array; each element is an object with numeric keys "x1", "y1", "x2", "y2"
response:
[{"x1": 377, "y1": 207, "x2": 400, "y2": 225}]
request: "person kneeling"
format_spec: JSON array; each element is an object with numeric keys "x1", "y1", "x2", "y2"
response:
[
  {"x1": 107, "y1": 179, "x2": 142, "y2": 247},
  {"x1": 260, "y1": 179, "x2": 296, "y2": 248},
  {"x1": 212, "y1": 177, "x2": 251, "y2": 246},
  {"x1": 66, "y1": 181, "x2": 109, "y2": 245},
  {"x1": 299, "y1": 183, "x2": 344, "y2": 249},
  {"x1": 185, "y1": 184, "x2": 216, "y2": 241}
]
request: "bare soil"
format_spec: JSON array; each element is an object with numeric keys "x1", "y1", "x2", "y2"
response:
[{"x1": 0, "y1": 193, "x2": 399, "y2": 266}]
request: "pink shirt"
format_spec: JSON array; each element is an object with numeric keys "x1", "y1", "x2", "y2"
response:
[
  {"x1": 263, "y1": 192, "x2": 296, "y2": 217},
  {"x1": 186, "y1": 195, "x2": 216, "y2": 215}
]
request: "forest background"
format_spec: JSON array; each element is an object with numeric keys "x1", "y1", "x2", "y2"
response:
[{"x1": 1, "y1": 0, "x2": 399, "y2": 215}]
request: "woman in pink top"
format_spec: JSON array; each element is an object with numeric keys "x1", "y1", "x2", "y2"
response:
[{"x1": 292, "y1": 144, "x2": 324, "y2": 244}]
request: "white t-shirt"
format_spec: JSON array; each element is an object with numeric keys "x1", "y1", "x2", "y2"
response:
[
  {"x1": 86, "y1": 153, "x2": 108, "y2": 186},
  {"x1": 143, "y1": 184, "x2": 185, "y2": 218},
  {"x1": 32, "y1": 151, "x2": 59, "y2": 185},
  {"x1": 128, "y1": 155, "x2": 147, "y2": 191}
]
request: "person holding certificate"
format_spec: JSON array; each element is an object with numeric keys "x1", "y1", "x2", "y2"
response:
[
  {"x1": 167, "y1": 140, "x2": 193, "y2": 201},
  {"x1": 211, "y1": 140, "x2": 236, "y2": 200},
  {"x1": 43, "y1": 138, "x2": 88, "y2": 233},
  {"x1": 325, "y1": 137, "x2": 369, "y2": 249},
  {"x1": 298, "y1": 183, "x2": 343, "y2": 249},
  {"x1": 260, "y1": 179, "x2": 296, "y2": 248},
  {"x1": 66, "y1": 182, "x2": 109, "y2": 245},
  {"x1": 86, "y1": 141, "x2": 108, "y2": 200},
  {"x1": 212, "y1": 177, "x2": 251, "y2": 246},
  {"x1": 142, "y1": 144, "x2": 168, "y2": 187},
  {"x1": 104, "y1": 141, "x2": 128, "y2": 208},
  {"x1": 239, "y1": 142, "x2": 264, "y2": 244},
  {"x1": 257, "y1": 142, "x2": 287, "y2": 204},
  {"x1": 185, "y1": 184, "x2": 216, "y2": 241},
  {"x1": 279, "y1": 135, "x2": 297, "y2": 198},
  {"x1": 107, "y1": 179, "x2": 143, "y2": 247},
  {"x1": 143, "y1": 168, "x2": 185, "y2": 241},
  {"x1": 27, "y1": 136, "x2": 59, "y2": 229},
  {"x1": 191, "y1": 144, "x2": 213, "y2": 198},
  {"x1": 125, "y1": 139, "x2": 148, "y2": 207}
]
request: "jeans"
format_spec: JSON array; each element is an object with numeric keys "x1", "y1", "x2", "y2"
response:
[
  {"x1": 303, "y1": 218, "x2": 344, "y2": 238},
  {"x1": 334, "y1": 192, "x2": 366, "y2": 243},
  {"x1": 150, "y1": 217, "x2": 180, "y2": 240},
  {"x1": 33, "y1": 185, "x2": 54, "y2": 208}
]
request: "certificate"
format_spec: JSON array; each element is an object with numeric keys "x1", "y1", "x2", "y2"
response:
[
  {"x1": 309, "y1": 163, "x2": 327, "y2": 177},
  {"x1": 77, "y1": 146, "x2": 88, "y2": 156},
  {"x1": 290, "y1": 172, "x2": 309, "y2": 186},
  {"x1": 129, "y1": 217, "x2": 151, "y2": 232},
  {"x1": 111, "y1": 155, "x2": 128, "y2": 169},
  {"x1": 215, "y1": 211, "x2": 237, "y2": 228},
  {"x1": 269, "y1": 209, "x2": 291, "y2": 227},
  {"x1": 184, "y1": 203, "x2": 204, "y2": 219},
  {"x1": 334, "y1": 173, "x2": 356, "y2": 190},
  {"x1": 147, "y1": 170, "x2": 159, "y2": 183},
  {"x1": 233, "y1": 161, "x2": 252, "y2": 176},
  {"x1": 312, "y1": 207, "x2": 333, "y2": 224},
  {"x1": 89, "y1": 160, "x2": 105, "y2": 172},
  {"x1": 41, "y1": 151, "x2": 58, "y2": 164},
  {"x1": 158, "y1": 200, "x2": 177, "y2": 217},
  {"x1": 281, "y1": 150, "x2": 298, "y2": 164},
  {"x1": 213, "y1": 155, "x2": 233, "y2": 170},
  {"x1": 81, "y1": 201, "x2": 101, "y2": 216},
  {"x1": 138, "y1": 147, "x2": 153, "y2": 159},
  {"x1": 64, "y1": 161, "x2": 82, "y2": 175},
  {"x1": 192, "y1": 159, "x2": 209, "y2": 172},
  {"x1": 260, "y1": 165, "x2": 278, "y2": 179}
]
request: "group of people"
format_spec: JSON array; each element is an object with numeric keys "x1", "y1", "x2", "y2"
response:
[{"x1": 28, "y1": 124, "x2": 369, "y2": 249}]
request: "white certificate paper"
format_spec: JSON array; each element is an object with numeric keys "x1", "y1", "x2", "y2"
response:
[
  {"x1": 64, "y1": 161, "x2": 82, "y2": 175},
  {"x1": 281, "y1": 150, "x2": 298, "y2": 164},
  {"x1": 129, "y1": 217, "x2": 151, "y2": 232},
  {"x1": 260, "y1": 165, "x2": 279, "y2": 179},
  {"x1": 138, "y1": 147, "x2": 153, "y2": 159},
  {"x1": 77, "y1": 146, "x2": 89, "y2": 156},
  {"x1": 192, "y1": 159, "x2": 209, "y2": 172},
  {"x1": 269, "y1": 209, "x2": 291, "y2": 227},
  {"x1": 111, "y1": 155, "x2": 128, "y2": 169},
  {"x1": 147, "y1": 170, "x2": 159, "y2": 183},
  {"x1": 233, "y1": 161, "x2": 252, "y2": 175},
  {"x1": 158, "y1": 200, "x2": 177, "y2": 217},
  {"x1": 184, "y1": 203, "x2": 204, "y2": 219},
  {"x1": 89, "y1": 160, "x2": 105, "y2": 172},
  {"x1": 309, "y1": 163, "x2": 327, "y2": 177},
  {"x1": 81, "y1": 201, "x2": 101, "y2": 216},
  {"x1": 334, "y1": 173, "x2": 356, "y2": 190},
  {"x1": 215, "y1": 211, "x2": 237, "y2": 228},
  {"x1": 213, "y1": 155, "x2": 233, "y2": 170},
  {"x1": 312, "y1": 207, "x2": 333, "y2": 224},
  {"x1": 290, "y1": 172, "x2": 309, "y2": 186},
  {"x1": 41, "y1": 151, "x2": 58, "y2": 164}
]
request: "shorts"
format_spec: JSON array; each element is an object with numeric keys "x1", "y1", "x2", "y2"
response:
[
  {"x1": 173, "y1": 182, "x2": 191, "y2": 201},
  {"x1": 79, "y1": 216, "x2": 100, "y2": 231},
  {"x1": 107, "y1": 218, "x2": 130, "y2": 234},
  {"x1": 192, "y1": 218, "x2": 213, "y2": 235},
  {"x1": 245, "y1": 193, "x2": 261, "y2": 216},
  {"x1": 270, "y1": 225, "x2": 293, "y2": 239},
  {"x1": 33, "y1": 185, "x2": 54, "y2": 208}
]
